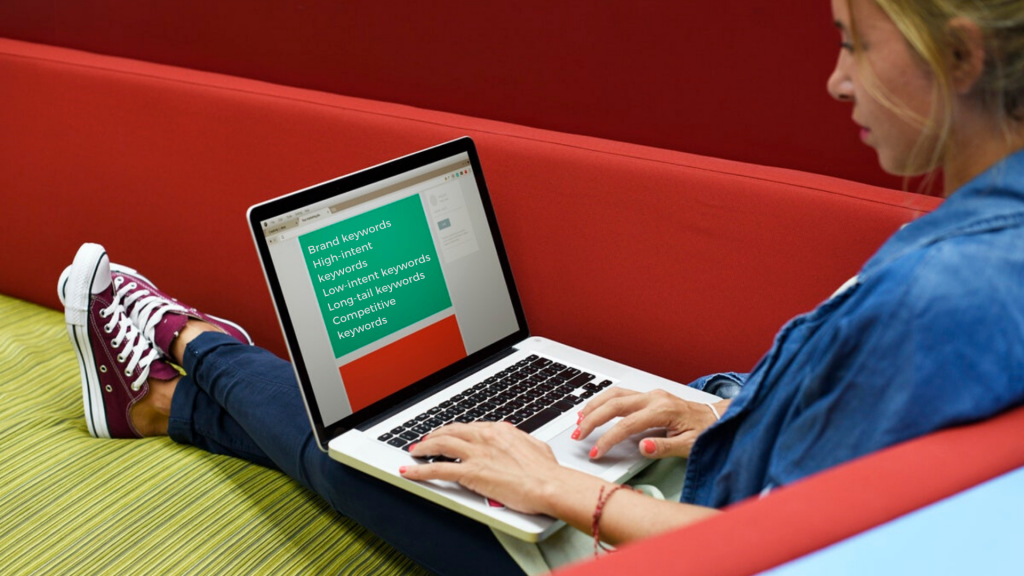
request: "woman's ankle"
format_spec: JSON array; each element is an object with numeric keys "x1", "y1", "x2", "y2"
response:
[
  {"x1": 130, "y1": 375, "x2": 180, "y2": 437},
  {"x1": 169, "y1": 319, "x2": 221, "y2": 365}
]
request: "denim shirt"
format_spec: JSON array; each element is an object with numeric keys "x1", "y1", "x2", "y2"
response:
[{"x1": 682, "y1": 150, "x2": 1024, "y2": 508}]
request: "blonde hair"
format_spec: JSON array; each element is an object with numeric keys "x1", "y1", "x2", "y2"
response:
[{"x1": 848, "y1": 0, "x2": 1024, "y2": 193}]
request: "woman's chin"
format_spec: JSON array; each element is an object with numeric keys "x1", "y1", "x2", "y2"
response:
[{"x1": 876, "y1": 152, "x2": 934, "y2": 178}]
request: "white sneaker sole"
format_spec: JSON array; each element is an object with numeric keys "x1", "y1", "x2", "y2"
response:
[{"x1": 63, "y1": 243, "x2": 111, "y2": 439}]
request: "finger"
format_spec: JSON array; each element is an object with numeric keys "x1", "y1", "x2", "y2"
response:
[
  {"x1": 399, "y1": 461, "x2": 464, "y2": 482},
  {"x1": 589, "y1": 410, "x2": 666, "y2": 458},
  {"x1": 577, "y1": 392, "x2": 651, "y2": 440},
  {"x1": 479, "y1": 420, "x2": 543, "y2": 451},
  {"x1": 579, "y1": 387, "x2": 637, "y2": 421},
  {"x1": 411, "y1": 435, "x2": 475, "y2": 461},
  {"x1": 425, "y1": 421, "x2": 488, "y2": 443},
  {"x1": 637, "y1": 432, "x2": 699, "y2": 459}
]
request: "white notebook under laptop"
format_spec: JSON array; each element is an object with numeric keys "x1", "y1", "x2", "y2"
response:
[{"x1": 247, "y1": 137, "x2": 718, "y2": 541}]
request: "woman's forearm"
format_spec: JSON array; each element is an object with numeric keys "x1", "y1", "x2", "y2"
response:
[{"x1": 536, "y1": 466, "x2": 718, "y2": 545}]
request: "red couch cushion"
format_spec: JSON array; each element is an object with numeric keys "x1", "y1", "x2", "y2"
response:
[{"x1": 0, "y1": 38, "x2": 939, "y2": 385}]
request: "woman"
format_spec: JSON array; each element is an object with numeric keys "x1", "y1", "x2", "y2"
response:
[{"x1": 60, "y1": 0, "x2": 1024, "y2": 573}]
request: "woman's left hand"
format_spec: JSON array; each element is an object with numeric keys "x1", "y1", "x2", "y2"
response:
[
  {"x1": 576, "y1": 388, "x2": 727, "y2": 460},
  {"x1": 398, "y1": 422, "x2": 573, "y2": 515}
]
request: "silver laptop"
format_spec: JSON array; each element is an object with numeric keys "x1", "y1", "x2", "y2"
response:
[{"x1": 247, "y1": 137, "x2": 718, "y2": 541}]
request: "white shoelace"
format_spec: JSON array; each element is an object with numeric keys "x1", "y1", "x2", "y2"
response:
[
  {"x1": 98, "y1": 292, "x2": 160, "y2": 391},
  {"x1": 113, "y1": 276, "x2": 189, "y2": 346}
]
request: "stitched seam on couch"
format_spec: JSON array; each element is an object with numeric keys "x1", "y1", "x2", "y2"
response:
[{"x1": 1, "y1": 49, "x2": 936, "y2": 216}]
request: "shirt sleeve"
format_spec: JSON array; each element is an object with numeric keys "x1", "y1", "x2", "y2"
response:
[
  {"x1": 687, "y1": 372, "x2": 749, "y2": 399},
  {"x1": 765, "y1": 242, "x2": 1024, "y2": 488}
]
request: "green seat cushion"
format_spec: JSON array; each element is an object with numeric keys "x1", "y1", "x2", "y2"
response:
[{"x1": 0, "y1": 294, "x2": 428, "y2": 575}]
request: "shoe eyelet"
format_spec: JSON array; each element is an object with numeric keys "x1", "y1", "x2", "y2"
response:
[
  {"x1": 117, "y1": 354, "x2": 125, "y2": 363},
  {"x1": 105, "y1": 385, "x2": 113, "y2": 392},
  {"x1": 99, "y1": 309, "x2": 108, "y2": 318},
  {"x1": 124, "y1": 368, "x2": 132, "y2": 376},
  {"x1": 104, "y1": 325, "x2": 113, "y2": 334},
  {"x1": 128, "y1": 282, "x2": 137, "y2": 289},
  {"x1": 99, "y1": 365, "x2": 107, "y2": 373},
  {"x1": 114, "y1": 277, "x2": 123, "y2": 286}
]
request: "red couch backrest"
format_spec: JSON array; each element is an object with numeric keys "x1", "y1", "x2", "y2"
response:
[
  {"x1": 0, "y1": 1, "x2": 905, "y2": 191},
  {"x1": 0, "y1": 38, "x2": 939, "y2": 385}
]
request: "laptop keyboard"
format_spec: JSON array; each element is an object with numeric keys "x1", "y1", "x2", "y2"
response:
[{"x1": 376, "y1": 354, "x2": 613, "y2": 452}]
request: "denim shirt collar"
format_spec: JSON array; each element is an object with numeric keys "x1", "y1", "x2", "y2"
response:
[{"x1": 862, "y1": 148, "x2": 1024, "y2": 279}]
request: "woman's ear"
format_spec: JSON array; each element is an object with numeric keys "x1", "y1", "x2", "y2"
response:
[{"x1": 946, "y1": 17, "x2": 986, "y2": 94}]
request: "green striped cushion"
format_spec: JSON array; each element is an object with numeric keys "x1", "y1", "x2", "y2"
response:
[{"x1": 0, "y1": 294, "x2": 428, "y2": 575}]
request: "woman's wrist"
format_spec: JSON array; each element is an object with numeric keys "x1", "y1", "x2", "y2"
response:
[
  {"x1": 534, "y1": 462, "x2": 719, "y2": 545},
  {"x1": 693, "y1": 398, "x2": 731, "y2": 428},
  {"x1": 535, "y1": 465, "x2": 611, "y2": 521}
]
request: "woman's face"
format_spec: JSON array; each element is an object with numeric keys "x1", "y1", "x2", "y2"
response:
[{"x1": 828, "y1": 0, "x2": 941, "y2": 176}]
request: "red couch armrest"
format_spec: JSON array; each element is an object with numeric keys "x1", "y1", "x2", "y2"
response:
[{"x1": 556, "y1": 405, "x2": 1024, "y2": 575}]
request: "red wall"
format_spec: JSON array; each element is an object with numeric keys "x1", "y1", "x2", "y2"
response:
[{"x1": 0, "y1": 0, "x2": 907, "y2": 191}]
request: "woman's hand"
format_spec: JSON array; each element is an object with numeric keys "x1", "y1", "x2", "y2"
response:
[
  {"x1": 399, "y1": 422, "x2": 576, "y2": 515},
  {"x1": 576, "y1": 388, "x2": 729, "y2": 459},
  {"x1": 400, "y1": 419, "x2": 721, "y2": 544}
]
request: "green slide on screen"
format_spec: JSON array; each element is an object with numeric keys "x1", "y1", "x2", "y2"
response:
[{"x1": 299, "y1": 194, "x2": 452, "y2": 358}]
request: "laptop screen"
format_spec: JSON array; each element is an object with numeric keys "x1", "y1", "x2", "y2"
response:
[{"x1": 251, "y1": 140, "x2": 525, "y2": 439}]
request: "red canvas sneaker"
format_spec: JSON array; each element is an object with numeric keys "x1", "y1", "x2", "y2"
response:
[{"x1": 60, "y1": 243, "x2": 179, "y2": 438}]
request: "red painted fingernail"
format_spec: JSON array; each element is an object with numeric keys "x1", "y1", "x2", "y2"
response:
[
  {"x1": 408, "y1": 443, "x2": 418, "y2": 452},
  {"x1": 642, "y1": 439, "x2": 656, "y2": 455},
  {"x1": 399, "y1": 466, "x2": 408, "y2": 474},
  {"x1": 576, "y1": 411, "x2": 584, "y2": 424},
  {"x1": 571, "y1": 427, "x2": 581, "y2": 440},
  {"x1": 422, "y1": 434, "x2": 429, "y2": 440},
  {"x1": 589, "y1": 446, "x2": 599, "y2": 459}
]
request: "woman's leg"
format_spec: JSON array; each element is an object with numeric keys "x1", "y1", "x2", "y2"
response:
[
  {"x1": 165, "y1": 327, "x2": 525, "y2": 576},
  {"x1": 60, "y1": 244, "x2": 524, "y2": 576},
  {"x1": 164, "y1": 376, "x2": 281, "y2": 470}
]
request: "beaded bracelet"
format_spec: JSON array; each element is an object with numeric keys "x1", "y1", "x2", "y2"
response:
[{"x1": 592, "y1": 484, "x2": 635, "y2": 557}]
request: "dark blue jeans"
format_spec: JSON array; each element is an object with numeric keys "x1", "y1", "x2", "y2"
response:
[{"x1": 167, "y1": 332, "x2": 524, "y2": 576}]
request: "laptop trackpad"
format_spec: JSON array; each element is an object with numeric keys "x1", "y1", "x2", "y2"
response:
[{"x1": 548, "y1": 420, "x2": 660, "y2": 476}]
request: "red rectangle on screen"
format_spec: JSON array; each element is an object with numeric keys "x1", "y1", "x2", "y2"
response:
[{"x1": 339, "y1": 315, "x2": 467, "y2": 412}]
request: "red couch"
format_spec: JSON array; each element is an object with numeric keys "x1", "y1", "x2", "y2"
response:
[{"x1": 3, "y1": 37, "x2": 1021, "y2": 574}]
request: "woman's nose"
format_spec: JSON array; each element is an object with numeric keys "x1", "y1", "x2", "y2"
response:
[{"x1": 827, "y1": 53, "x2": 854, "y2": 102}]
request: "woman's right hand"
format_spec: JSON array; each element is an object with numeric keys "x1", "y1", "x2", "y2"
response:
[
  {"x1": 400, "y1": 421, "x2": 577, "y2": 516},
  {"x1": 575, "y1": 388, "x2": 729, "y2": 459},
  {"x1": 402, "y1": 420, "x2": 721, "y2": 546}
]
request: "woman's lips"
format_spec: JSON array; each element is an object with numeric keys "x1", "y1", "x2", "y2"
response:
[{"x1": 860, "y1": 127, "x2": 871, "y2": 141}]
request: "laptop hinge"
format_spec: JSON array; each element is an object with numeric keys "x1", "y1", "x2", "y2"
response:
[{"x1": 355, "y1": 345, "x2": 520, "y2": 432}]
